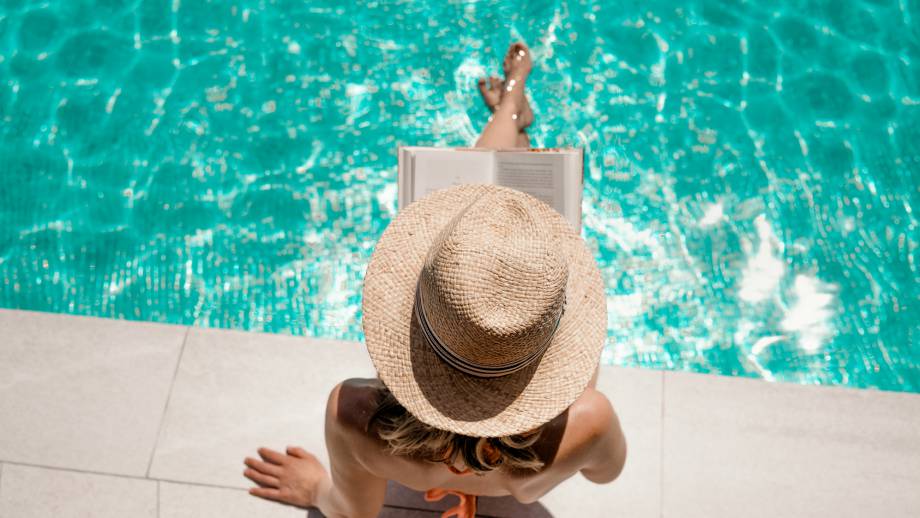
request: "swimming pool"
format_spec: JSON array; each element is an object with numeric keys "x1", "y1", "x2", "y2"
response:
[{"x1": 1, "y1": 0, "x2": 917, "y2": 392}]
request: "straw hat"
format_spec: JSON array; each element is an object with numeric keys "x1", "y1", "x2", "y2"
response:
[{"x1": 362, "y1": 184, "x2": 606, "y2": 437}]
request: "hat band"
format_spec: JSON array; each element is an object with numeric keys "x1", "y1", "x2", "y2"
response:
[{"x1": 414, "y1": 280, "x2": 564, "y2": 378}]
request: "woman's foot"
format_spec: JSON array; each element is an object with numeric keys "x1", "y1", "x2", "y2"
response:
[
  {"x1": 477, "y1": 76, "x2": 503, "y2": 111},
  {"x1": 500, "y1": 86, "x2": 534, "y2": 131},
  {"x1": 477, "y1": 42, "x2": 534, "y2": 131},
  {"x1": 501, "y1": 42, "x2": 534, "y2": 130},
  {"x1": 479, "y1": 75, "x2": 532, "y2": 130}
]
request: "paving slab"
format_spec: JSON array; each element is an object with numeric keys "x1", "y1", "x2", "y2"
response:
[
  {"x1": 0, "y1": 463, "x2": 156, "y2": 518},
  {"x1": 662, "y1": 371, "x2": 920, "y2": 518},
  {"x1": 0, "y1": 309, "x2": 186, "y2": 476},
  {"x1": 148, "y1": 326, "x2": 375, "y2": 488},
  {"x1": 160, "y1": 480, "x2": 306, "y2": 518},
  {"x1": 539, "y1": 365, "x2": 662, "y2": 518},
  {"x1": 5, "y1": 310, "x2": 918, "y2": 518}
]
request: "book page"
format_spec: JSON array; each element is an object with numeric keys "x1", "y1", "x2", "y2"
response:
[
  {"x1": 494, "y1": 152, "x2": 566, "y2": 213},
  {"x1": 563, "y1": 149, "x2": 584, "y2": 230},
  {"x1": 397, "y1": 146, "x2": 413, "y2": 209},
  {"x1": 410, "y1": 149, "x2": 494, "y2": 204}
]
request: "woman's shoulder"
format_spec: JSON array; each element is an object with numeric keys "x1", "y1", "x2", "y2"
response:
[
  {"x1": 550, "y1": 388, "x2": 618, "y2": 464},
  {"x1": 327, "y1": 378, "x2": 388, "y2": 435},
  {"x1": 568, "y1": 387, "x2": 615, "y2": 433},
  {"x1": 561, "y1": 387, "x2": 626, "y2": 482}
]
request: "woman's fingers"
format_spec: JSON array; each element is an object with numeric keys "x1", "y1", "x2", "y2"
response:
[
  {"x1": 257, "y1": 446, "x2": 287, "y2": 465},
  {"x1": 286, "y1": 446, "x2": 310, "y2": 459},
  {"x1": 244, "y1": 467, "x2": 280, "y2": 488},
  {"x1": 249, "y1": 486, "x2": 283, "y2": 502},
  {"x1": 244, "y1": 456, "x2": 282, "y2": 476}
]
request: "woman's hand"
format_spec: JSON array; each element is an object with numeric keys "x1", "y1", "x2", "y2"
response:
[{"x1": 244, "y1": 446, "x2": 330, "y2": 509}]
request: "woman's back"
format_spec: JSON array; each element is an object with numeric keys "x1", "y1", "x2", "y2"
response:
[{"x1": 332, "y1": 378, "x2": 627, "y2": 505}]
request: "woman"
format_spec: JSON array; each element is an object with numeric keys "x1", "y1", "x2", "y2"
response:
[{"x1": 243, "y1": 42, "x2": 627, "y2": 518}]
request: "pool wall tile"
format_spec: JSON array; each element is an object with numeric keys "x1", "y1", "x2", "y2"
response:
[
  {"x1": 0, "y1": 309, "x2": 186, "y2": 476},
  {"x1": 661, "y1": 371, "x2": 920, "y2": 518},
  {"x1": 540, "y1": 366, "x2": 662, "y2": 518},
  {"x1": 148, "y1": 326, "x2": 375, "y2": 487},
  {"x1": 0, "y1": 464, "x2": 157, "y2": 518},
  {"x1": 159, "y1": 480, "x2": 306, "y2": 518}
]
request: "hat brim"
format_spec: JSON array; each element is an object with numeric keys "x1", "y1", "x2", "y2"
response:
[{"x1": 362, "y1": 184, "x2": 606, "y2": 437}]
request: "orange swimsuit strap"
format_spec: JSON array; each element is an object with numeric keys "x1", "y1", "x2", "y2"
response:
[
  {"x1": 424, "y1": 465, "x2": 477, "y2": 518},
  {"x1": 424, "y1": 488, "x2": 477, "y2": 518}
]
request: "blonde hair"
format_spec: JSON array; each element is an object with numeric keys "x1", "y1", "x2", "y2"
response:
[{"x1": 368, "y1": 388, "x2": 545, "y2": 475}]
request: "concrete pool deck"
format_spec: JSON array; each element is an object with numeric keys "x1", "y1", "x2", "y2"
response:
[{"x1": 0, "y1": 309, "x2": 917, "y2": 517}]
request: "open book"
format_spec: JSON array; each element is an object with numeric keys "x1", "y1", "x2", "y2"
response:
[{"x1": 397, "y1": 147, "x2": 584, "y2": 230}]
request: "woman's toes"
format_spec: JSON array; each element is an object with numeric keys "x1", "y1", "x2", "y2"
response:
[
  {"x1": 511, "y1": 43, "x2": 533, "y2": 72},
  {"x1": 512, "y1": 42, "x2": 530, "y2": 54},
  {"x1": 478, "y1": 76, "x2": 502, "y2": 111},
  {"x1": 477, "y1": 77, "x2": 490, "y2": 100},
  {"x1": 489, "y1": 77, "x2": 503, "y2": 98},
  {"x1": 503, "y1": 41, "x2": 533, "y2": 78}
]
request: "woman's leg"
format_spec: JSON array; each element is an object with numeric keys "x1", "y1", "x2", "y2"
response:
[
  {"x1": 475, "y1": 104, "x2": 524, "y2": 149},
  {"x1": 475, "y1": 43, "x2": 533, "y2": 149},
  {"x1": 515, "y1": 129, "x2": 531, "y2": 148}
]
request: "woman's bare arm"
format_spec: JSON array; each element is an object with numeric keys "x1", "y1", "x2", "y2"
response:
[
  {"x1": 576, "y1": 390, "x2": 627, "y2": 484},
  {"x1": 313, "y1": 383, "x2": 388, "y2": 518},
  {"x1": 244, "y1": 383, "x2": 386, "y2": 517}
]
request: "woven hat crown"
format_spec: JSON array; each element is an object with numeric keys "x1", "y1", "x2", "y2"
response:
[{"x1": 417, "y1": 189, "x2": 569, "y2": 371}]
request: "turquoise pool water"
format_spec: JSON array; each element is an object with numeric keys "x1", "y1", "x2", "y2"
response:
[{"x1": 1, "y1": 0, "x2": 917, "y2": 391}]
